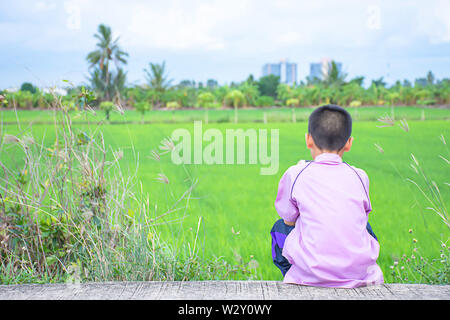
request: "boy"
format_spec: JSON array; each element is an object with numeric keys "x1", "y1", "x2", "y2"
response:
[{"x1": 271, "y1": 104, "x2": 384, "y2": 288}]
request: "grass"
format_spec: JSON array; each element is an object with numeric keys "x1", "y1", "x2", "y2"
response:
[
  {"x1": 0, "y1": 107, "x2": 449, "y2": 283},
  {"x1": 0, "y1": 106, "x2": 449, "y2": 124},
  {"x1": 0, "y1": 107, "x2": 259, "y2": 284},
  {"x1": 107, "y1": 121, "x2": 450, "y2": 282}
]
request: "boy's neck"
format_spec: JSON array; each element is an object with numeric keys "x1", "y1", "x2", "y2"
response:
[{"x1": 311, "y1": 149, "x2": 344, "y2": 160}]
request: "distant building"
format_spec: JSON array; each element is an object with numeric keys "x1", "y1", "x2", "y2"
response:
[
  {"x1": 3, "y1": 87, "x2": 68, "y2": 95},
  {"x1": 262, "y1": 59, "x2": 297, "y2": 85},
  {"x1": 309, "y1": 63, "x2": 323, "y2": 81},
  {"x1": 42, "y1": 87, "x2": 68, "y2": 96},
  {"x1": 309, "y1": 58, "x2": 342, "y2": 81},
  {"x1": 4, "y1": 87, "x2": 19, "y2": 93},
  {"x1": 262, "y1": 63, "x2": 281, "y2": 78}
]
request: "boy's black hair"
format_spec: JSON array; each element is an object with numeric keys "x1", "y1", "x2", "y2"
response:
[{"x1": 308, "y1": 104, "x2": 352, "y2": 151}]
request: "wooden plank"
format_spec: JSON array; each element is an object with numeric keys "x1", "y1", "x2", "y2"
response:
[{"x1": 0, "y1": 281, "x2": 448, "y2": 300}]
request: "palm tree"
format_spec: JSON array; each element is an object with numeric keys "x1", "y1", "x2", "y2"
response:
[
  {"x1": 323, "y1": 61, "x2": 347, "y2": 87},
  {"x1": 111, "y1": 68, "x2": 127, "y2": 102},
  {"x1": 225, "y1": 90, "x2": 245, "y2": 123},
  {"x1": 276, "y1": 83, "x2": 292, "y2": 105},
  {"x1": 371, "y1": 77, "x2": 387, "y2": 88},
  {"x1": 239, "y1": 81, "x2": 260, "y2": 107},
  {"x1": 144, "y1": 61, "x2": 173, "y2": 107},
  {"x1": 86, "y1": 24, "x2": 128, "y2": 101},
  {"x1": 426, "y1": 71, "x2": 435, "y2": 86},
  {"x1": 197, "y1": 92, "x2": 215, "y2": 123},
  {"x1": 88, "y1": 66, "x2": 127, "y2": 104}
]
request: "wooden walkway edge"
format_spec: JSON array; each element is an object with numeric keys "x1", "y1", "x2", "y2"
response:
[{"x1": 0, "y1": 281, "x2": 449, "y2": 300}]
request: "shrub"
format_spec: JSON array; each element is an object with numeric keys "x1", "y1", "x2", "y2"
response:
[
  {"x1": 197, "y1": 92, "x2": 215, "y2": 109},
  {"x1": 210, "y1": 102, "x2": 222, "y2": 109},
  {"x1": 274, "y1": 100, "x2": 284, "y2": 107},
  {"x1": 224, "y1": 90, "x2": 245, "y2": 108},
  {"x1": 20, "y1": 82, "x2": 37, "y2": 94},
  {"x1": 0, "y1": 94, "x2": 8, "y2": 108},
  {"x1": 417, "y1": 99, "x2": 436, "y2": 106},
  {"x1": 349, "y1": 100, "x2": 362, "y2": 107},
  {"x1": 255, "y1": 96, "x2": 274, "y2": 107},
  {"x1": 135, "y1": 101, "x2": 151, "y2": 122},
  {"x1": 99, "y1": 101, "x2": 115, "y2": 121},
  {"x1": 166, "y1": 101, "x2": 181, "y2": 109},
  {"x1": 286, "y1": 98, "x2": 300, "y2": 107},
  {"x1": 7, "y1": 91, "x2": 34, "y2": 109}
]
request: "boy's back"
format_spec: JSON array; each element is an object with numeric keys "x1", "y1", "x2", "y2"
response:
[
  {"x1": 272, "y1": 105, "x2": 383, "y2": 288},
  {"x1": 275, "y1": 153, "x2": 383, "y2": 287}
]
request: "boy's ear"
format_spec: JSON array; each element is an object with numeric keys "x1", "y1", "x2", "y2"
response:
[
  {"x1": 305, "y1": 133, "x2": 314, "y2": 149},
  {"x1": 342, "y1": 137, "x2": 354, "y2": 152}
]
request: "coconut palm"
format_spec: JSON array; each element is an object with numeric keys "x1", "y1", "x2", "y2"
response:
[
  {"x1": 239, "y1": 81, "x2": 260, "y2": 107},
  {"x1": 213, "y1": 85, "x2": 230, "y2": 107},
  {"x1": 197, "y1": 92, "x2": 215, "y2": 109},
  {"x1": 371, "y1": 77, "x2": 387, "y2": 88},
  {"x1": 144, "y1": 61, "x2": 173, "y2": 107},
  {"x1": 197, "y1": 91, "x2": 215, "y2": 123},
  {"x1": 225, "y1": 89, "x2": 245, "y2": 123},
  {"x1": 88, "y1": 66, "x2": 127, "y2": 104},
  {"x1": 276, "y1": 83, "x2": 292, "y2": 105},
  {"x1": 323, "y1": 61, "x2": 347, "y2": 87},
  {"x1": 86, "y1": 24, "x2": 128, "y2": 101}
]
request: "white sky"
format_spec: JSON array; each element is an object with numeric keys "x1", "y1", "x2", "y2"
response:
[{"x1": 1, "y1": 0, "x2": 450, "y2": 88}]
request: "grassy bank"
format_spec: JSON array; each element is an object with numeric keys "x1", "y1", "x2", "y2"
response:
[{"x1": 0, "y1": 109, "x2": 259, "y2": 284}]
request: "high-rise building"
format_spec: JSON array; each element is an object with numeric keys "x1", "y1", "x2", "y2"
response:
[
  {"x1": 262, "y1": 59, "x2": 297, "y2": 85},
  {"x1": 262, "y1": 63, "x2": 281, "y2": 78},
  {"x1": 309, "y1": 58, "x2": 342, "y2": 81}
]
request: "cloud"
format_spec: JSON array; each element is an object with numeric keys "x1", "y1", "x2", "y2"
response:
[
  {"x1": 416, "y1": 0, "x2": 450, "y2": 43},
  {"x1": 1, "y1": 0, "x2": 450, "y2": 87},
  {"x1": 0, "y1": 0, "x2": 381, "y2": 53},
  {"x1": 276, "y1": 32, "x2": 305, "y2": 45},
  {"x1": 4, "y1": 0, "x2": 447, "y2": 54},
  {"x1": 125, "y1": 1, "x2": 235, "y2": 51},
  {"x1": 35, "y1": 1, "x2": 57, "y2": 11}
]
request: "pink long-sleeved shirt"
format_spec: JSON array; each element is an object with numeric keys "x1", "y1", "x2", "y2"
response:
[{"x1": 275, "y1": 153, "x2": 384, "y2": 288}]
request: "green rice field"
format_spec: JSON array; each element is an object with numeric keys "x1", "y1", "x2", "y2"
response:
[
  {"x1": 1, "y1": 106, "x2": 449, "y2": 282},
  {"x1": 0, "y1": 106, "x2": 448, "y2": 124}
]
